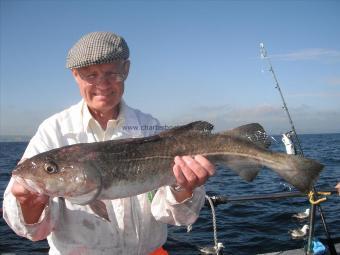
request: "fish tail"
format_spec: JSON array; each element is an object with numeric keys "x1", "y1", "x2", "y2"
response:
[
  {"x1": 265, "y1": 153, "x2": 323, "y2": 193},
  {"x1": 205, "y1": 148, "x2": 323, "y2": 193}
]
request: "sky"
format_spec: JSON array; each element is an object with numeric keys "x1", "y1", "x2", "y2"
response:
[{"x1": 1, "y1": 0, "x2": 340, "y2": 136}]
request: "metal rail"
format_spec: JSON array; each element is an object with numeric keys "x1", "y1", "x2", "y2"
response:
[{"x1": 206, "y1": 189, "x2": 337, "y2": 206}]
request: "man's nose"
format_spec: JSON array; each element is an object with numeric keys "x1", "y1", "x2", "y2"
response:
[{"x1": 95, "y1": 76, "x2": 111, "y2": 87}]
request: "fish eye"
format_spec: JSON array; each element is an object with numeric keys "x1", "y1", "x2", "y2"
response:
[{"x1": 44, "y1": 162, "x2": 59, "y2": 174}]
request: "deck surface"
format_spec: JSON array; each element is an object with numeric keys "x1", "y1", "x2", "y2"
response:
[{"x1": 258, "y1": 243, "x2": 340, "y2": 255}]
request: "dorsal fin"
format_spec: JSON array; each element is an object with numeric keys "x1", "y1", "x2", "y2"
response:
[
  {"x1": 158, "y1": 121, "x2": 214, "y2": 137},
  {"x1": 222, "y1": 123, "x2": 271, "y2": 148}
]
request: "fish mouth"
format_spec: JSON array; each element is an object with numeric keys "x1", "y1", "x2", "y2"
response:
[{"x1": 12, "y1": 175, "x2": 46, "y2": 195}]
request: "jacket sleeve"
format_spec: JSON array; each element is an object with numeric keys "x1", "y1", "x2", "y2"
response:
[
  {"x1": 150, "y1": 185, "x2": 206, "y2": 226},
  {"x1": 2, "y1": 178, "x2": 57, "y2": 241},
  {"x1": 2, "y1": 122, "x2": 60, "y2": 241}
]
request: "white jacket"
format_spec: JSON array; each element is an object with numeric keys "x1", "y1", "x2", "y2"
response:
[{"x1": 3, "y1": 100, "x2": 205, "y2": 255}]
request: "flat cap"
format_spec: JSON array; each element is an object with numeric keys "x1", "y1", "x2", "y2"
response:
[{"x1": 66, "y1": 32, "x2": 129, "y2": 69}]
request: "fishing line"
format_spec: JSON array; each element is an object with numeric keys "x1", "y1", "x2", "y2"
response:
[{"x1": 259, "y1": 43, "x2": 337, "y2": 255}]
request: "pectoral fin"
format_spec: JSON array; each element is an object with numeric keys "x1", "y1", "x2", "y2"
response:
[
  {"x1": 208, "y1": 154, "x2": 262, "y2": 182},
  {"x1": 89, "y1": 200, "x2": 110, "y2": 222}
]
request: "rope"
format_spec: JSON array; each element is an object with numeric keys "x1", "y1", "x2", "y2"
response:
[
  {"x1": 205, "y1": 195, "x2": 224, "y2": 254},
  {"x1": 308, "y1": 191, "x2": 331, "y2": 205}
]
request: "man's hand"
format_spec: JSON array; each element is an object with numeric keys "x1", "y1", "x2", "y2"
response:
[
  {"x1": 11, "y1": 180, "x2": 49, "y2": 224},
  {"x1": 335, "y1": 182, "x2": 340, "y2": 196},
  {"x1": 171, "y1": 155, "x2": 215, "y2": 202}
]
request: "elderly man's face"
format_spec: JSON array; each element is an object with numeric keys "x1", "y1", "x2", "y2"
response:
[{"x1": 72, "y1": 61, "x2": 129, "y2": 117}]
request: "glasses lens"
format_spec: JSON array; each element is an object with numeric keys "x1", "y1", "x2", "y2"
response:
[{"x1": 80, "y1": 72, "x2": 125, "y2": 84}]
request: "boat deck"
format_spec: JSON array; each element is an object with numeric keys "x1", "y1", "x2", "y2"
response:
[{"x1": 258, "y1": 243, "x2": 340, "y2": 255}]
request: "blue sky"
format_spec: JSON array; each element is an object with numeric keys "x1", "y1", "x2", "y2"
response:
[{"x1": 1, "y1": 0, "x2": 339, "y2": 136}]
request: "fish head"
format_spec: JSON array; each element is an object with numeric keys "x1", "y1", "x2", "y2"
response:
[{"x1": 12, "y1": 152, "x2": 102, "y2": 200}]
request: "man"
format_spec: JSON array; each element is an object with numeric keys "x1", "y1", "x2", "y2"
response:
[{"x1": 3, "y1": 32, "x2": 215, "y2": 255}]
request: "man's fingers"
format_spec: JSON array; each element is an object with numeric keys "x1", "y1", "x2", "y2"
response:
[
  {"x1": 193, "y1": 155, "x2": 215, "y2": 176},
  {"x1": 11, "y1": 180, "x2": 49, "y2": 206},
  {"x1": 171, "y1": 154, "x2": 216, "y2": 202},
  {"x1": 173, "y1": 155, "x2": 215, "y2": 191},
  {"x1": 182, "y1": 156, "x2": 209, "y2": 186},
  {"x1": 173, "y1": 162, "x2": 188, "y2": 188},
  {"x1": 11, "y1": 181, "x2": 30, "y2": 197},
  {"x1": 174, "y1": 156, "x2": 197, "y2": 191}
]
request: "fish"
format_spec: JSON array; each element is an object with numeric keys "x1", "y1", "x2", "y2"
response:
[{"x1": 12, "y1": 121, "x2": 323, "y2": 221}]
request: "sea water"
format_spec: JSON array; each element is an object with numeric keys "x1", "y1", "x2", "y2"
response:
[{"x1": 1, "y1": 134, "x2": 339, "y2": 254}]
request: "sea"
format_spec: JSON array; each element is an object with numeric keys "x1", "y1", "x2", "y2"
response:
[{"x1": 0, "y1": 133, "x2": 339, "y2": 255}]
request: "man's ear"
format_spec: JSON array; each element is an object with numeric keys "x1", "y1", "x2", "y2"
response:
[
  {"x1": 123, "y1": 60, "x2": 130, "y2": 78},
  {"x1": 71, "y1": 69, "x2": 81, "y2": 84},
  {"x1": 70, "y1": 69, "x2": 83, "y2": 90},
  {"x1": 71, "y1": 69, "x2": 78, "y2": 77}
]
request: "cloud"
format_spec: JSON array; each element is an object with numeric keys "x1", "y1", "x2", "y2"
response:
[
  {"x1": 269, "y1": 48, "x2": 340, "y2": 62},
  {"x1": 163, "y1": 104, "x2": 340, "y2": 135},
  {"x1": 287, "y1": 91, "x2": 340, "y2": 98}
]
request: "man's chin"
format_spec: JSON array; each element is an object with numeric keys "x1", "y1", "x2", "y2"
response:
[
  {"x1": 94, "y1": 95, "x2": 113, "y2": 101},
  {"x1": 90, "y1": 99, "x2": 119, "y2": 113}
]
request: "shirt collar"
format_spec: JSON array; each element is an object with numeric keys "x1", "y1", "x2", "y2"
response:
[
  {"x1": 82, "y1": 101, "x2": 126, "y2": 132},
  {"x1": 61, "y1": 99, "x2": 144, "y2": 139}
]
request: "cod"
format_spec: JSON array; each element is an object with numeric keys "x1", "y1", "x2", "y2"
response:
[{"x1": 12, "y1": 121, "x2": 323, "y2": 221}]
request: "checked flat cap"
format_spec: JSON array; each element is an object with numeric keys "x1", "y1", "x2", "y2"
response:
[{"x1": 66, "y1": 32, "x2": 129, "y2": 69}]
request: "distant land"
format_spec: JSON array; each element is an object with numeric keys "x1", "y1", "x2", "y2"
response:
[
  {"x1": 0, "y1": 132, "x2": 339, "y2": 143},
  {"x1": 0, "y1": 135, "x2": 31, "y2": 142}
]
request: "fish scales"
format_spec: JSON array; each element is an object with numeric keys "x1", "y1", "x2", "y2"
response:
[{"x1": 95, "y1": 132, "x2": 316, "y2": 195}]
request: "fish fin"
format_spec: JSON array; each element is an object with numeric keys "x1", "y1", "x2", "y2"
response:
[
  {"x1": 89, "y1": 200, "x2": 110, "y2": 222},
  {"x1": 209, "y1": 155, "x2": 262, "y2": 182},
  {"x1": 223, "y1": 123, "x2": 271, "y2": 148},
  {"x1": 271, "y1": 154, "x2": 323, "y2": 193},
  {"x1": 103, "y1": 121, "x2": 214, "y2": 147},
  {"x1": 158, "y1": 121, "x2": 214, "y2": 137}
]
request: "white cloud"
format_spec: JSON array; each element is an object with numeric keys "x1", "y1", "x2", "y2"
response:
[
  {"x1": 163, "y1": 104, "x2": 340, "y2": 135},
  {"x1": 287, "y1": 91, "x2": 340, "y2": 98},
  {"x1": 270, "y1": 48, "x2": 340, "y2": 62}
]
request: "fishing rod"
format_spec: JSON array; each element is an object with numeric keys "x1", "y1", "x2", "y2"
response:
[
  {"x1": 259, "y1": 43, "x2": 337, "y2": 255},
  {"x1": 259, "y1": 43, "x2": 304, "y2": 155}
]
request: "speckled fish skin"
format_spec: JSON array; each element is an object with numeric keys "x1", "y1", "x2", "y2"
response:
[{"x1": 12, "y1": 121, "x2": 323, "y2": 204}]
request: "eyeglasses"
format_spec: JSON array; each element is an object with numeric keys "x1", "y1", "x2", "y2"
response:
[{"x1": 78, "y1": 71, "x2": 126, "y2": 85}]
